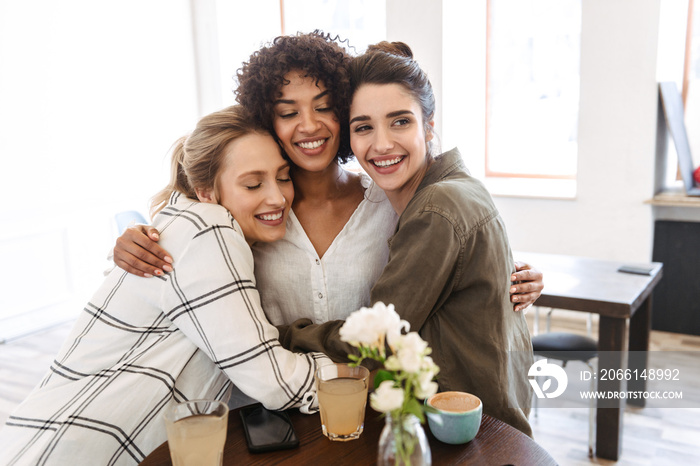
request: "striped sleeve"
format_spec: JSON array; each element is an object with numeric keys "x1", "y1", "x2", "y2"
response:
[{"x1": 160, "y1": 209, "x2": 330, "y2": 412}]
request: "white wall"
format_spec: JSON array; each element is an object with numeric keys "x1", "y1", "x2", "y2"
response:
[
  {"x1": 388, "y1": 0, "x2": 663, "y2": 263},
  {"x1": 386, "y1": 0, "x2": 443, "y2": 139}
]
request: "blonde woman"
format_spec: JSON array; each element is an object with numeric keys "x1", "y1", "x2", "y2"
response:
[{"x1": 0, "y1": 105, "x2": 329, "y2": 465}]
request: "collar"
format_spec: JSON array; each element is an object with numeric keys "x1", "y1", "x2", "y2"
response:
[{"x1": 417, "y1": 147, "x2": 466, "y2": 192}]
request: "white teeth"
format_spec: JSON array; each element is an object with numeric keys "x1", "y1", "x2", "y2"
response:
[
  {"x1": 258, "y1": 212, "x2": 283, "y2": 221},
  {"x1": 298, "y1": 139, "x2": 325, "y2": 149},
  {"x1": 373, "y1": 157, "x2": 403, "y2": 167}
]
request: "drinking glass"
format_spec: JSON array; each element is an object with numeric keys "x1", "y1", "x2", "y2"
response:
[
  {"x1": 163, "y1": 399, "x2": 229, "y2": 466},
  {"x1": 316, "y1": 363, "x2": 370, "y2": 441}
]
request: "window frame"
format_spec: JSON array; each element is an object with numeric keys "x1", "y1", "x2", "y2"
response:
[{"x1": 484, "y1": 0, "x2": 580, "y2": 183}]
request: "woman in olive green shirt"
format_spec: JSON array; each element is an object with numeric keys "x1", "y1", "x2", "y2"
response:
[{"x1": 281, "y1": 41, "x2": 534, "y2": 436}]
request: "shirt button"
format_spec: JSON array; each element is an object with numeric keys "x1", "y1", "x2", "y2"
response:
[
  {"x1": 318, "y1": 292, "x2": 324, "y2": 299},
  {"x1": 315, "y1": 259, "x2": 320, "y2": 265}
]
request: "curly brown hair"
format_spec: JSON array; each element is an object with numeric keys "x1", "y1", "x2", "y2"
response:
[{"x1": 235, "y1": 30, "x2": 354, "y2": 163}]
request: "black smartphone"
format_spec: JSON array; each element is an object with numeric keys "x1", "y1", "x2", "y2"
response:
[
  {"x1": 617, "y1": 265, "x2": 654, "y2": 276},
  {"x1": 239, "y1": 403, "x2": 299, "y2": 453}
]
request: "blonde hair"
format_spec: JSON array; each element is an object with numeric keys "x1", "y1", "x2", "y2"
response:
[{"x1": 150, "y1": 105, "x2": 268, "y2": 217}]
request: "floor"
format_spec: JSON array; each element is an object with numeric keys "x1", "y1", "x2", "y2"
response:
[
  {"x1": 1, "y1": 311, "x2": 699, "y2": 465},
  {"x1": 526, "y1": 309, "x2": 700, "y2": 465}
]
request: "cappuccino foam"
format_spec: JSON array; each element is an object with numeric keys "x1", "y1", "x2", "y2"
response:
[{"x1": 428, "y1": 392, "x2": 480, "y2": 413}]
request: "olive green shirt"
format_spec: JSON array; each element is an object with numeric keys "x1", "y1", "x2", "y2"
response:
[{"x1": 279, "y1": 148, "x2": 534, "y2": 436}]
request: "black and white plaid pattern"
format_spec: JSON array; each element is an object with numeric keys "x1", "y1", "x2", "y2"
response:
[{"x1": 0, "y1": 194, "x2": 329, "y2": 465}]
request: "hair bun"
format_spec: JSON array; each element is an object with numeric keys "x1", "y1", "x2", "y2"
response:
[{"x1": 366, "y1": 41, "x2": 413, "y2": 59}]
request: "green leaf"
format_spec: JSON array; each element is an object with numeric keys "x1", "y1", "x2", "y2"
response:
[
  {"x1": 404, "y1": 398, "x2": 425, "y2": 423},
  {"x1": 347, "y1": 354, "x2": 364, "y2": 367},
  {"x1": 373, "y1": 369, "x2": 395, "y2": 389}
]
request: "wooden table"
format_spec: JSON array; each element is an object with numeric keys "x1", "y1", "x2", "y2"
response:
[
  {"x1": 515, "y1": 251, "x2": 663, "y2": 461},
  {"x1": 140, "y1": 406, "x2": 556, "y2": 465}
]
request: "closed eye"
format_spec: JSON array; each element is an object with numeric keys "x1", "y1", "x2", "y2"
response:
[{"x1": 246, "y1": 184, "x2": 262, "y2": 190}]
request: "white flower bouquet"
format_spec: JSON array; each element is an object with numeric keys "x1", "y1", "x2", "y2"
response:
[{"x1": 340, "y1": 302, "x2": 440, "y2": 464}]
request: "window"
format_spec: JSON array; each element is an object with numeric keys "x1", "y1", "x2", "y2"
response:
[
  {"x1": 282, "y1": 0, "x2": 386, "y2": 53},
  {"x1": 657, "y1": 0, "x2": 700, "y2": 190},
  {"x1": 215, "y1": 0, "x2": 283, "y2": 108},
  {"x1": 485, "y1": 0, "x2": 581, "y2": 197},
  {"x1": 684, "y1": 0, "x2": 700, "y2": 167},
  {"x1": 202, "y1": 0, "x2": 386, "y2": 117},
  {"x1": 281, "y1": 0, "x2": 386, "y2": 171},
  {"x1": 0, "y1": 0, "x2": 199, "y2": 337}
]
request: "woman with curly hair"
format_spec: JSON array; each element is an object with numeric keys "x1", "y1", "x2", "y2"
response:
[
  {"x1": 234, "y1": 31, "x2": 408, "y2": 326},
  {"x1": 112, "y1": 31, "x2": 543, "y2": 329}
]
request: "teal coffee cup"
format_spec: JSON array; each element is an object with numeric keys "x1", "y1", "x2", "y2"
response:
[{"x1": 425, "y1": 391, "x2": 482, "y2": 444}]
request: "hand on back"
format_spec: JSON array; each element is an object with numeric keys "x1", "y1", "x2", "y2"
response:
[
  {"x1": 114, "y1": 225, "x2": 173, "y2": 278},
  {"x1": 510, "y1": 261, "x2": 544, "y2": 312}
]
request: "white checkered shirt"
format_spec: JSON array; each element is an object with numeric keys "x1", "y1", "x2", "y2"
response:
[{"x1": 0, "y1": 193, "x2": 329, "y2": 465}]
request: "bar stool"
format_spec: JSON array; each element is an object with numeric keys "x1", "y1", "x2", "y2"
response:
[{"x1": 531, "y1": 308, "x2": 598, "y2": 458}]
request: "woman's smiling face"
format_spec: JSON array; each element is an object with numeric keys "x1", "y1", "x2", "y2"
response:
[
  {"x1": 272, "y1": 70, "x2": 341, "y2": 173},
  {"x1": 349, "y1": 83, "x2": 433, "y2": 198},
  {"x1": 197, "y1": 132, "x2": 294, "y2": 245}
]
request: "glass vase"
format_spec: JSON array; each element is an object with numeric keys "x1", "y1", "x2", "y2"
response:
[{"x1": 377, "y1": 413, "x2": 432, "y2": 466}]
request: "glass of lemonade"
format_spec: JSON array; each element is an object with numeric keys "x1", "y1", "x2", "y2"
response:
[
  {"x1": 163, "y1": 399, "x2": 229, "y2": 466},
  {"x1": 316, "y1": 363, "x2": 370, "y2": 441}
]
